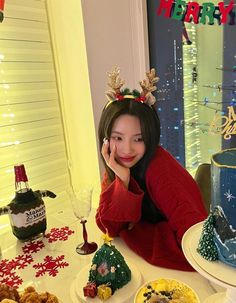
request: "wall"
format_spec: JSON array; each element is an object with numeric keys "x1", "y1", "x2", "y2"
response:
[
  {"x1": 46, "y1": 0, "x2": 149, "y2": 205},
  {"x1": 81, "y1": 0, "x2": 150, "y2": 175}
]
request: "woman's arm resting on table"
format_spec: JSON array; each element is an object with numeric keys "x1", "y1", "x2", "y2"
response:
[{"x1": 96, "y1": 174, "x2": 144, "y2": 237}]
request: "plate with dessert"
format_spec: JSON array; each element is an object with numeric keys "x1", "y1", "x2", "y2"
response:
[
  {"x1": 185, "y1": 221, "x2": 236, "y2": 287},
  {"x1": 0, "y1": 283, "x2": 62, "y2": 303},
  {"x1": 71, "y1": 261, "x2": 142, "y2": 303},
  {"x1": 134, "y1": 278, "x2": 200, "y2": 303},
  {"x1": 70, "y1": 235, "x2": 142, "y2": 302}
]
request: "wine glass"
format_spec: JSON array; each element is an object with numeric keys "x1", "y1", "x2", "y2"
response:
[{"x1": 68, "y1": 186, "x2": 98, "y2": 255}]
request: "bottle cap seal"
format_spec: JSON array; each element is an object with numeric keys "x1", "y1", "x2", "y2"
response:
[{"x1": 14, "y1": 164, "x2": 28, "y2": 182}]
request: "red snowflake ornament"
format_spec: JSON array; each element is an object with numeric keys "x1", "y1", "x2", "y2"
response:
[
  {"x1": 22, "y1": 240, "x2": 45, "y2": 254},
  {"x1": 33, "y1": 255, "x2": 69, "y2": 277},
  {"x1": 0, "y1": 272, "x2": 23, "y2": 288},
  {"x1": 0, "y1": 258, "x2": 23, "y2": 288},
  {"x1": 9, "y1": 254, "x2": 34, "y2": 270},
  {"x1": 45, "y1": 226, "x2": 74, "y2": 243},
  {"x1": 0, "y1": 259, "x2": 14, "y2": 275}
]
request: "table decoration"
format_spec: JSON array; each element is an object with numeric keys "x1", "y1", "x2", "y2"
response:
[
  {"x1": 22, "y1": 240, "x2": 45, "y2": 254},
  {"x1": 0, "y1": 224, "x2": 75, "y2": 289},
  {"x1": 33, "y1": 255, "x2": 69, "y2": 277},
  {"x1": 0, "y1": 164, "x2": 56, "y2": 241},
  {"x1": 45, "y1": 226, "x2": 74, "y2": 243},
  {"x1": 0, "y1": 254, "x2": 33, "y2": 288},
  {"x1": 71, "y1": 261, "x2": 142, "y2": 303}
]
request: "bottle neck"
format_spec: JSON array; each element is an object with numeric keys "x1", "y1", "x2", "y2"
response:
[
  {"x1": 14, "y1": 188, "x2": 36, "y2": 203},
  {"x1": 14, "y1": 164, "x2": 29, "y2": 192},
  {"x1": 15, "y1": 182, "x2": 29, "y2": 193}
]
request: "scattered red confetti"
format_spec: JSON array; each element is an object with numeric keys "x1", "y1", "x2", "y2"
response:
[
  {"x1": 22, "y1": 240, "x2": 45, "y2": 254},
  {"x1": 45, "y1": 226, "x2": 74, "y2": 243},
  {"x1": 33, "y1": 255, "x2": 69, "y2": 277}
]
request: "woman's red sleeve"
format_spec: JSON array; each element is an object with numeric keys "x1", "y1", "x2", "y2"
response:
[
  {"x1": 145, "y1": 156, "x2": 208, "y2": 245},
  {"x1": 96, "y1": 174, "x2": 144, "y2": 237}
]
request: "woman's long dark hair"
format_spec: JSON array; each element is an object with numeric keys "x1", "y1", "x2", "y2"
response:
[
  {"x1": 98, "y1": 99, "x2": 160, "y2": 184},
  {"x1": 98, "y1": 99, "x2": 165, "y2": 223}
]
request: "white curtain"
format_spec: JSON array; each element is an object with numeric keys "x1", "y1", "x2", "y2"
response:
[{"x1": 0, "y1": 0, "x2": 70, "y2": 229}]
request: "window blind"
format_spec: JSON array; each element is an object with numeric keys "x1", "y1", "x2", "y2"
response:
[{"x1": 0, "y1": 0, "x2": 70, "y2": 229}]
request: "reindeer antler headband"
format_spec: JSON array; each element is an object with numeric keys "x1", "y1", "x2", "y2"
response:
[{"x1": 105, "y1": 67, "x2": 160, "y2": 108}]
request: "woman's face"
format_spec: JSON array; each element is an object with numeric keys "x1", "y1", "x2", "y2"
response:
[{"x1": 109, "y1": 114, "x2": 146, "y2": 168}]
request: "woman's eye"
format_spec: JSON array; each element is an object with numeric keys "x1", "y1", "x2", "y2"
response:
[
  {"x1": 134, "y1": 137, "x2": 143, "y2": 142},
  {"x1": 111, "y1": 136, "x2": 122, "y2": 141}
]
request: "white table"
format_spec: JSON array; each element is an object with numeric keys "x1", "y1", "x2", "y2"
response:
[{"x1": 0, "y1": 204, "x2": 222, "y2": 302}]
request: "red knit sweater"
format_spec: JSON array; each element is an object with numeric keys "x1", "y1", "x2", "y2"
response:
[{"x1": 96, "y1": 147, "x2": 207, "y2": 271}]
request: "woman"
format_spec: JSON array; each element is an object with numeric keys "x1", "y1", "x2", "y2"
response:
[{"x1": 96, "y1": 67, "x2": 207, "y2": 271}]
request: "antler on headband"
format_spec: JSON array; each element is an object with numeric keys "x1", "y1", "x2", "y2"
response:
[
  {"x1": 139, "y1": 68, "x2": 160, "y2": 106},
  {"x1": 105, "y1": 67, "x2": 159, "y2": 107},
  {"x1": 106, "y1": 67, "x2": 125, "y2": 102}
]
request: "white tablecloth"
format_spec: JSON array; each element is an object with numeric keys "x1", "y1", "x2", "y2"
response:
[{"x1": 0, "y1": 203, "x2": 220, "y2": 302}]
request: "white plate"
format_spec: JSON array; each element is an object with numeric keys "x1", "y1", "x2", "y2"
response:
[
  {"x1": 134, "y1": 278, "x2": 200, "y2": 303},
  {"x1": 183, "y1": 222, "x2": 236, "y2": 287},
  {"x1": 71, "y1": 261, "x2": 142, "y2": 303}
]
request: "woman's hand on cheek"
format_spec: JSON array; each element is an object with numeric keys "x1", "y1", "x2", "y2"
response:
[{"x1": 102, "y1": 138, "x2": 130, "y2": 188}]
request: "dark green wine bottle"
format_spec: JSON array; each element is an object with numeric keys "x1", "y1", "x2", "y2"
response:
[{"x1": 6, "y1": 164, "x2": 55, "y2": 241}]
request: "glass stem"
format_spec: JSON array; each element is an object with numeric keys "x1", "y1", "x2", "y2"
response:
[{"x1": 81, "y1": 219, "x2": 88, "y2": 243}]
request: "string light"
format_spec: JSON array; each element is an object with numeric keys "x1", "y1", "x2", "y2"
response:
[{"x1": 183, "y1": 24, "x2": 201, "y2": 175}]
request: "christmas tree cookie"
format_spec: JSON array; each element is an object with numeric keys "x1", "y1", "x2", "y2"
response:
[{"x1": 83, "y1": 233, "x2": 131, "y2": 300}]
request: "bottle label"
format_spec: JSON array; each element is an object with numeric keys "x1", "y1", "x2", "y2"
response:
[{"x1": 10, "y1": 204, "x2": 46, "y2": 228}]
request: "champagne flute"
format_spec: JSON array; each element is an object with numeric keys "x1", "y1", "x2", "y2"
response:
[{"x1": 68, "y1": 186, "x2": 98, "y2": 255}]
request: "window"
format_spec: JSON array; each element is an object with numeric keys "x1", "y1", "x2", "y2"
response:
[{"x1": 0, "y1": 0, "x2": 70, "y2": 230}]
